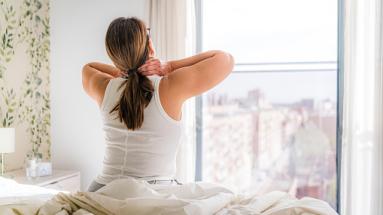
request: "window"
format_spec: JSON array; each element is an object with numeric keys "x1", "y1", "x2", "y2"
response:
[{"x1": 196, "y1": 0, "x2": 338, "y2": 209}]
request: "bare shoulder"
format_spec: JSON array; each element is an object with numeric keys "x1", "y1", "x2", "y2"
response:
[
  {"x1": 82, "y1": 64, "x2": 114, "y2": 107},
  {"x1": 156, "y1": 76, "x2": 183, "y2": 121}
]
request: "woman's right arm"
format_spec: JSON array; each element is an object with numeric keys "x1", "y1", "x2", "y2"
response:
[
  {"x1": 167, "y1": 50, "x2": 226, "y2": 74},
  {"x1": 161, "y1": 50, "x2": 234, "y2": 102}
]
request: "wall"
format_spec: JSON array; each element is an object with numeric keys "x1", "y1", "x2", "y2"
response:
[
  {"x1": 0, "y1": 0, "x2": 50, "y2": 171},
  {"x1": 50, "y1": 0, "x2": 148, "y2": 190}
]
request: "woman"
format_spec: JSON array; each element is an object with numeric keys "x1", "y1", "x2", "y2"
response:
[{"x1": 82, "y1": 17, "x2": 234, "y2": 192}]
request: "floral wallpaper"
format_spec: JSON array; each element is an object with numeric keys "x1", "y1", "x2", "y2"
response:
[{"x1": 0, "y1": 0, "x2": 50, "y2": 171}]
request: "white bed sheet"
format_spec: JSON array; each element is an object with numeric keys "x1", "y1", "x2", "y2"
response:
[
  {"x1": 0, "y1": 177, "x2": 338, "y2": 215},
  {"x1": 0, "y1": 177, "x2": 58, "y2": 214}
]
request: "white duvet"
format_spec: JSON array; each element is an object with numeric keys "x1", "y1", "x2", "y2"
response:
[
  {"x1": 1, "y1": 178, "x2": 338, "y2": 215},
  {"x1": 0, "y1": 177, "x2": 58, "y2": 214}
]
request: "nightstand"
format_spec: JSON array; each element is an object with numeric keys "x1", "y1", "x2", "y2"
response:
[{"x1": 7, "y1": 169, "x2": 81, "y2": 193}]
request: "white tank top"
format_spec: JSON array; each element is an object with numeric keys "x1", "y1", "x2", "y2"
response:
[{"x1": 96, "y1": 76, "x2": 183, "y2": 185}]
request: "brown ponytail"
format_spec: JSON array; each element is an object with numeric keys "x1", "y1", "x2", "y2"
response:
[{"x1": 105, "y1": 17, "x2": 153, "y2": 130}]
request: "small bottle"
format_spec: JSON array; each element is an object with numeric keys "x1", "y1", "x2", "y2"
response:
[{"x1": 25, "y1": 152, "x2": 41, "y2": 180}]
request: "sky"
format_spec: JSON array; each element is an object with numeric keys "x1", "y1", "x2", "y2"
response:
[{"x1": 202, "y1": 0, "x2": 338, "y2": 103}]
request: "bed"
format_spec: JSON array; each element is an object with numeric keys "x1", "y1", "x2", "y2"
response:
[{"x1": 0, "y1": 177, "x2": 338, "y2": 215}]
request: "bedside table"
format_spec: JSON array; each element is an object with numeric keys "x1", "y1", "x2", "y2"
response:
[{"x1": 7, "y1": 169, "x2": 81, "y2": 193}]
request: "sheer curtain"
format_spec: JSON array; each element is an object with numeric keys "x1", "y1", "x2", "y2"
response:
[
  {"x1": 341, "y1": 0, "x2": 383, "y2": 214},
  {"x1": 148, "y1": 0, "x2": 196, "y2": 183}
]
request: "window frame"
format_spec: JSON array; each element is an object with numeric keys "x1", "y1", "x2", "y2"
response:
[{"x1": 194, "y1": 0, "x2": 344, "y2": 212}]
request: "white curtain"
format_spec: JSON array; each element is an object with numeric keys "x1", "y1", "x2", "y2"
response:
[
  {"x1": 148, "y1": 0, "x2": 196, "y2": 183},
  {"x1": 341, "y1": 0, "x2": 383, "y2": 214}
]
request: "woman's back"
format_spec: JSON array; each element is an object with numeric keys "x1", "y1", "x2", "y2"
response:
[
  {"x1": 82, "y1": 17, "x2": 233, "y2": 190},
  {"x1": 96, "y1": 76, "x2": 183, "y2": 185}
]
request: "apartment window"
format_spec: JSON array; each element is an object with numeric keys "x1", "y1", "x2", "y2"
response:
[{"x1": 196, "y1": 0, "x2": 339, "y2": 209}]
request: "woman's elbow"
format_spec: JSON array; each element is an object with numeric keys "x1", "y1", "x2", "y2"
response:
[
  {"x1": 227, "y1": 53, "x2": 235, "y2": 69},
  {"x1": 82, "y1": 63, "x2": 90, "y2": 74},
  {"x1": 82, "y1": 64, "x2": 93, "y2": 86},
  {"x1": 217, "y1": 51, "x2": 234, "y2": 72},
  {"x1": 83, "y1": 63, "x2": 95, "y2": 71}
]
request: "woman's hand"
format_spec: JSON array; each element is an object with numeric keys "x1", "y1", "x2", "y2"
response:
[{"x1": 138, "y1": 58, "x2": 172, "y2": 76}]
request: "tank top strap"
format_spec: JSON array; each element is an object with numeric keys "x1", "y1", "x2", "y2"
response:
[{"x1": 100, "y1": 78, "x2": 125, "y2": 112}]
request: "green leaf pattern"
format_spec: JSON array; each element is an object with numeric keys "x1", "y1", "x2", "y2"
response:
[{"x1": 0, "y1": 0, "x2": 50, "y2": 167}]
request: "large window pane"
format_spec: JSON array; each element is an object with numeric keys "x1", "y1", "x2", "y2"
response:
[
  {"x1": 202, "y1": 0, "x2": 338, "y2": 63},
  {"x1": 202, "y1": 71, "x2": 337, "y2": 207},
  {"x1": 199, "y1": 0, "x2": 338, "y2": 209}
]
